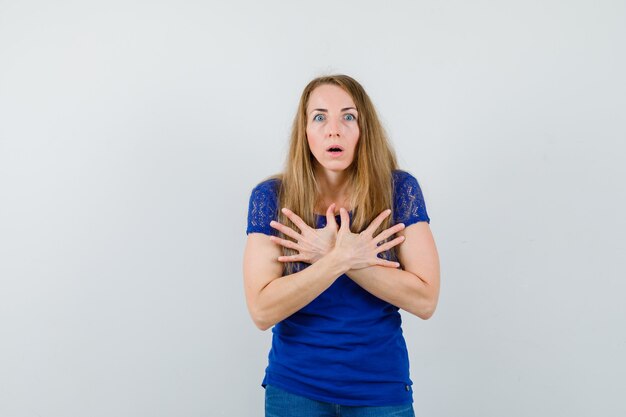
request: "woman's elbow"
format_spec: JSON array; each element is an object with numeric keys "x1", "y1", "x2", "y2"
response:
[
  {"x1": 408, "y1": 295, "x2": 438, "y2": 320},
  {"x1": 418, "y1": 304, "x2": 436, "y2": 320},
  {"x1": 253, "y1": 318, "x2": 272, "y2": 331},
  {"x1": 249, "y1": 306, "x2": 275, "y2": 331},
  {"x1": 405, "y1": 272, "x2": 439, "y2": 320},
  {"x1": 245, "y1": 288, "x2": 276, "y2": 330}
]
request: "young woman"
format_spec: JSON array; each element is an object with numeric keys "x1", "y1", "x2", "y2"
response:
[{"x1": 243, "y1": 74, "x2": 440, "y2": 417}]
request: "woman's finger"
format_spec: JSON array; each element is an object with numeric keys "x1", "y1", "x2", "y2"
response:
[
  {"x1": 374, "y1": 223, "x2": 405, "y2": 245},
  {"x1": 339, "y1": 207, "x2": 350, "y2": 232},
  {"x1": 375, "y1": 235, "x2": 406, "y2": 254},
  {"x1": 325, "y1": 203, "x2": 338, "y2": 229},
  {"x1": 375, "y1": 258, "x2": 401, "y2": 268},
  {"x1": 277, "y1": 254, "x2": 305, "y2": 263},
  {"x1": 364, "y1": 209, "x2": 392, "y2": 236},
  {"x1": 281, "y1": 208, "x2": 311, "y2": 233},
  {"x1": 269, "y1": 236, "x2": 301, "y2": 251},
  {"x1": 270, "y1": 220, "x2": 302, "y2": 241}
]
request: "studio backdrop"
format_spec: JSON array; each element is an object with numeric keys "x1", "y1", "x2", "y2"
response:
[{"x1": 0, "y1": 1, "x2": 624, "y2": 416}]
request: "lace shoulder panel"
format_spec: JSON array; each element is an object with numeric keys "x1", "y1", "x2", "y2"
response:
[
  {"x1": 246, "y1": 178, "x2": 280, "y2": 236},
  {"x1": 392, "y1": 170, "x2": 430, "y2": 226}
]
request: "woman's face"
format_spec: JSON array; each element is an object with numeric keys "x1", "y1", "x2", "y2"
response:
[{"x1": 306, "y1": 84, "x2": 360, "y2": 174}]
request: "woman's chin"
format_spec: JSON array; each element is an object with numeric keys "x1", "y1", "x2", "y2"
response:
[{"x1": 319, "y1": 163, "x2": 352, "y2": 173}]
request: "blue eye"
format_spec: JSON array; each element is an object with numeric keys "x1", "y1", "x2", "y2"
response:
[
  {"x1": 344, "y1": 114, "x2": 356, "y2": 121},
  {"x1": 313, "y1": 114, "x2": 325, "y2": 122}
]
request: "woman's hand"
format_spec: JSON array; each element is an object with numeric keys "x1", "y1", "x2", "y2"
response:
[
  {"x1": 332, "y1": 207, "x2": 406, "y2": 270},
  {"x1": 269, "y1": 204, "x2": 339, "y2": 264}
]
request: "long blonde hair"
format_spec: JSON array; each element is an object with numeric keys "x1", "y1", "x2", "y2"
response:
[{"x1": 270, "y1": 75, "x2": 399, "y2": 275}]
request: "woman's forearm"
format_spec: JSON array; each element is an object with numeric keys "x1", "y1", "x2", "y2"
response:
[
  {"x1": 253, "y1": 251, "x2": 349, "y2": 330},
  {"x1": 345, "y1": 266, "x2": 439, "y2": 319}
]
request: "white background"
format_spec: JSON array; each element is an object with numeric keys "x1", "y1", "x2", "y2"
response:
[{"x1": 1, "y1": 1, "x2": 625, "y2": 416}]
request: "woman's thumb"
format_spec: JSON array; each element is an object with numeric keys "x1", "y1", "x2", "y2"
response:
[
  {"x1": 325, "y1": 203, "x2": 338, "y2": 229},
  {"x1": 339, "y1": 207, "x2": 350, "y2": 231}
]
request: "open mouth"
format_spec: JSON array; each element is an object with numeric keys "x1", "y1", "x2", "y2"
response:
[{"x1": 326, "y1": 145, "x2": 344, "y2": 154}]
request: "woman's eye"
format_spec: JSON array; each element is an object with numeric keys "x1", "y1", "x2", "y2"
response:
[
  {"x1": 344, "y1": 114, "x2": 356, "y2": 121},
  {"x1": 313, "y1": 114, "x2": 325, "y2": 122}
]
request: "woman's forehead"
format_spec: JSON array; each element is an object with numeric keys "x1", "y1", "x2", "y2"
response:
[{"x1": 307, "y1": 84, "x2": 356, "y2": 111}]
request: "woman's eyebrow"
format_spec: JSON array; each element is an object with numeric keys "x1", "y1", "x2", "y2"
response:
[{"x1": 309, "y1": 107, "x2": 358, "y2": 114}]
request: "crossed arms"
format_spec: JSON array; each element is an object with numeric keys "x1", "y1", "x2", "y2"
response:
[{"x1": 243, "y1": 205, "x2": 440, "y2": 330}]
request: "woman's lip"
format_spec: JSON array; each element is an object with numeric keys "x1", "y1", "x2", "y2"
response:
[{"x1": 326, "y1": 150, "x2": 344, "y2": 158}]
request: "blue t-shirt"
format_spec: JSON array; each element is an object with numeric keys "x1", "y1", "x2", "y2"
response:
[{"x1": 246, "y1": 170, "x2": 430, "y2": 406}]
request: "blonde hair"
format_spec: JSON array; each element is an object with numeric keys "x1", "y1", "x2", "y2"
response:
[{"x1": 270, "y1": 74, "x2": 399, "y2": 275}]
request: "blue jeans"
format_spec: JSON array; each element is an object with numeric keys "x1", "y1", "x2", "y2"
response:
[{"x1": 265, "y1": 385, "x2": 415, "y2": 417}]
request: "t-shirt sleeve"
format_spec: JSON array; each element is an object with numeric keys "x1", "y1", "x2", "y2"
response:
[
  {"x1": 246, "y1": 179, "x2": 279, "y2": 236},
  {"x1": 393, "y1": 171, "x2": 431, "y2": 227}
]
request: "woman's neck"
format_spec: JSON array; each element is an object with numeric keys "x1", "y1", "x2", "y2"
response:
[{"x1": 314, "y1": 166, "x2": 352, "y2": 213}]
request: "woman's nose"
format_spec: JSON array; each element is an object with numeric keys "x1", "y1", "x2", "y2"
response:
[{"x1": 326, "y1": 119, "x2": 341, "y2": 137}]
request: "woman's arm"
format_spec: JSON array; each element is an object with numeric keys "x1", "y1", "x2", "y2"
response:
[
  {"x1": 345, "y1": 222, "x2": 440, "y2": 319},
  {"x1": 243, "y1": 208, "x2": 405, "y2": 330},
  {"x1": 243, "y1": 233, "x2": 349, "y2": 331}
]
